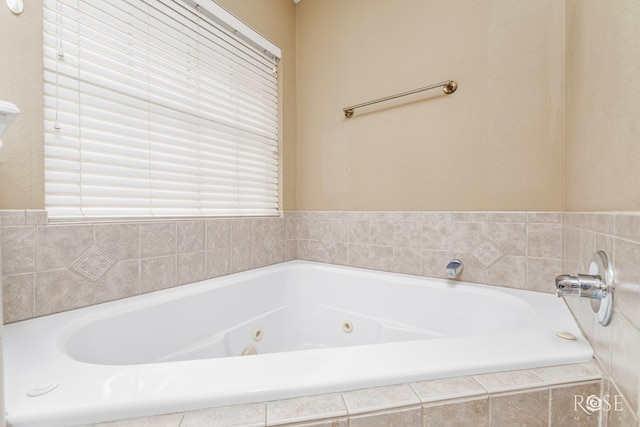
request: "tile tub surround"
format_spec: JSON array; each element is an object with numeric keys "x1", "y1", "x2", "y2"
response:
[
  {"x1": 7, "y1": 210, "x2": 640, "y2": 426},
  {"x1": 563, "y1": 212, "x2": 640, "y2": 425},
  {"x1": 293, "y1": 211, "x2": 563, "y2": 292},
  {"x1": 87, "y1": 363, "x2": 607, "y2": 427},
  {"x1": 0, "y1": 211, "x2": 295, "y2": 323},
  {"x1": 1, "y1": 210, "x2": 564, "y2": 323}
]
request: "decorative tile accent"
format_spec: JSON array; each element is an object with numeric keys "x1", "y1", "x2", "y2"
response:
[
  {"x1": 470, "y1": 239, "x2": 503, "y2": 267},
  {"x1": 69, "y1": 245, "x2": 117, "y2": 282}
]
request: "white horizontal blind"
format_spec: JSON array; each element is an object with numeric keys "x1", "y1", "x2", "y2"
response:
[{"x1": 43, "y1": 0, "x2": 280, "y2": 219}]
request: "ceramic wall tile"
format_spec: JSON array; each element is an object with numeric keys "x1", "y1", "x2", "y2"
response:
[
  {"x1": 231, "y1": 220, "x2": 252, "y2": 247},
  {"x1": 473, "y1": 370, "x2": 546, "y2": 393},
  {"x1": 348, "y1": 220, "x2": 369, "y2": 245},
  {"x1": 411, "y1": 376, "x2": 486, "y2": 403},
  {"x1": 2, "y1": 273, "x2": 34, "y2": 323},
  {"x1": 207, "y1": 220, "x2": 231, "y2": 249},
  {"x1": 527, "y1": 223, "x2": 562, "y2": 259},
  {"x1": 611, "y1": 239, "x2": 640, "y2": 330},
  {"x1": 95, "y1": 223, "x2": 139, "y2": 261},
  {"x1": 35, "y1": 269, "x2": 93, "y2": 316},
  {"x1": 0, "y1": 210, "x2": 25, "y2": 226},
  {"x1": 342, "y1": 384, "x2": 420, "y2": 415},
  {"x1": 230, "y1": 245, "x2": 252, "y2": 273},
  {"x1": 423, "y1": 398, "x2": 489, "y2": 427},
  {"x1": 140, "y1": 222, "x2": 176, "y2": 258},
  {"x1": 393, "y1": 221, "x2": 421, "y2": 248},
  {"x1": 177, "y1": 221, "x2": 205, "y2": 254},
  {"x1": 266, "y1": 394, "x2": 346, "y2": 426},
  {"x1": 177, "y1": 252, "x2": 207, "y2": 285},
  {"x1": 615, "y1": 214, "x2": 640, "y2": 243},
  {"x1": 369, "y1": 220, "x2": 394, "y2": 246},
  {"x1": 94, "y1": 260, "x2": 140, "y2": 304},
  {"x1": 549, "y1": 382, "x2": 601, "y2": 427},
  {"x1": 610, "y1": 311, "x2": 640, "y2": 416},
  {"x1": 487, "y1": 222, "x2": 526, "y2": 256},
  {"x1": 486, "y1": 255, "x2": 526, "y2": 289},
  {"x1": 490, "y1": 389, "x2": 548, "y2": 427},
  {"x1": 141, "y1": 256, "x2": 177, "y2": 293},
  {"x1": 207, "y1": 248, "x2": 231, "y2": 279},
  {"x1": 451, "y1": 222, "x2": 487, "y2": 252},
  {"x1": 420, "y1": 221, "x2": 451, "y2": 250},
  {"x1": 1, "y1": 226, "x2": 35, "y2": 275},
  {"x1": 525, "y1": 257, "x2": 561, "y2": 293},
  {"x1": 91, "y1": 413, "x2": 184, "y2": 427},
  {"x1": 349, "y1": 407, "x2": 422, "y2": 427},
  {"x1": 181, "y1": 403, "x2": 265, "y2": 427}
]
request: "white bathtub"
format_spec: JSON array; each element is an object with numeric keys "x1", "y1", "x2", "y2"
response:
[{"x1": 3, "y1": 261, "x2": 592, "y2": 426}]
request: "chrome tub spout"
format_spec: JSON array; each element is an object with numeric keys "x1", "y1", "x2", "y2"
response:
[{"x1": 446, "y1": 259, "x2": 463, "y2": 279}]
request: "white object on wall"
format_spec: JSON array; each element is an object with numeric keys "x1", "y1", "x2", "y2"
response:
[
  {"x1": 0, "y1": 100, "x2": 20, "y2": 148},
  {"x1": 6, "y1": 0, "x2": 23, "y2": 14}
]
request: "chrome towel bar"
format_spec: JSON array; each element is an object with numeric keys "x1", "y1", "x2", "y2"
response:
[{"x1": 343, "y1": 80, "x2": 458, "y2": 118}]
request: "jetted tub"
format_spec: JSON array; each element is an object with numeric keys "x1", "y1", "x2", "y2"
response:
[{"x1": 3, "y1": 260, "x2": 592, "y2": 426}]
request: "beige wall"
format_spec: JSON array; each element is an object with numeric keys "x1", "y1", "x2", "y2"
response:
[
  {"x1": 0, "y1": 5, "x2": 44, "y2": 209},
  {"x1": 295, "y1": 0, "x2": 565, "y2": 211},
  {"x1": 0, "y1": 0, "x2": 297, "y2": 211},
  {"x1": 565, "y1": 0, "x2": 640, "y2": 211},
  {"x1": 4, "y1": 1, "x2": 640, "y2": 213}
]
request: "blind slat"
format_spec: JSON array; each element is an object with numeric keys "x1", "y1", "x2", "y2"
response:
[{"x1": 44, "y1": 0, "x2": 280, "y2": 219}]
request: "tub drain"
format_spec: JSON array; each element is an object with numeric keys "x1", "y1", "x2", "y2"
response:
[
  {"x1": 242, "y1": 346, "x2": 258, "y2": 356},
  {"x1": 342, "y1": 321, "x2": 353, "y2": 334},
  {"x1": 252, "y1": 328, "x2": 263, "y2": 341}
]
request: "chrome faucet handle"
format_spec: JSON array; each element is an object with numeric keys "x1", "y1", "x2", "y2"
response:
[
  {"x1": 555, "y1": 274, "x2": 583, "y2": 297},
  {"x1": 555, "y1": 273, "x2": 605, "y2": 298},
  {"x1": 555, "y1": 250, "x2": 615, "y2": 327}
]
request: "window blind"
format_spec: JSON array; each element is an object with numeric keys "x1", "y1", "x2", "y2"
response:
[{"x1": 43, "y1": 0, "x2": 281, "y2": 219}]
